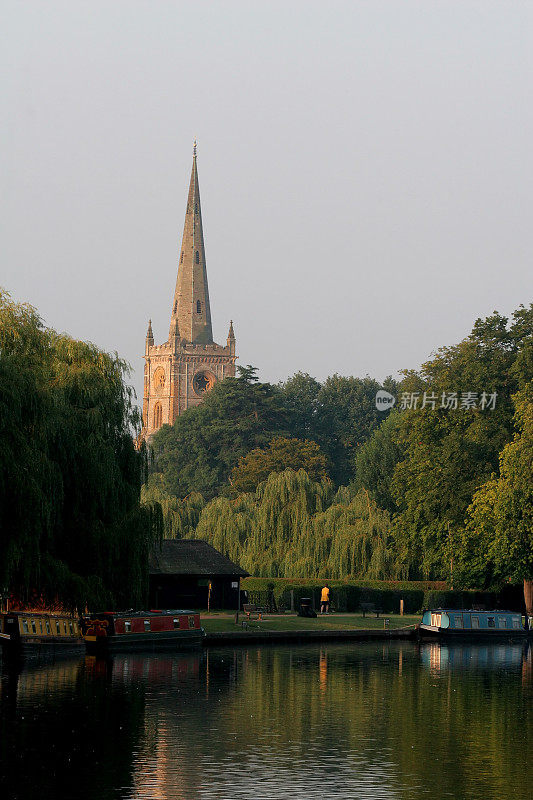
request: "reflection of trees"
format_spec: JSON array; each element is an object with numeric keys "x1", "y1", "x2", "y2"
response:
[
  {"x1": 189, "y1": 643, "x2": 532, "y2": 800},
  {"x1": 1, "y1": 645, "x2": 530, "y2": 800},
  {"x1": 120, "y1": 644, "x2": 532, "y2": 800},
  {"x1": 0, "y1": 657, "x2": 145, "y2": 800}
]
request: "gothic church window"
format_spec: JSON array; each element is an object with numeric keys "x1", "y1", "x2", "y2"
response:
[
  {"x1": 153, "y1": 402, "x2": 162, "y2": 430},
  {"x1": 195, "y1": 251, "x2": 200, "y2": 264},
  {"x1": 197, "y1": 300, "x2": 202, "y2": 314},
  {"x1": 180, "y1": 252, "x2": 183, "y2": 263},
  {"x1": 153, "y1": 367, "x2": 166, "y2": 391}
]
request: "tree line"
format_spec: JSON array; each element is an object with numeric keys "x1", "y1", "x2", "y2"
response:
[
  {"x1": 2, "y1": 288, "x2": 530, "y2": 612},
  {"x1": 145, "y1": 304, "x2": 533, "y2": 612}
]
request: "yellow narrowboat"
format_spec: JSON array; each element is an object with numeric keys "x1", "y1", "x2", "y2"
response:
[{"x1": 0, "y1": 611, "x2": 84, "y2": 657}]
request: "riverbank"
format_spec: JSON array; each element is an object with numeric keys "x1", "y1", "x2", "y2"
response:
[{"x1": 202, "y1": 612, "x2": 419, "y2": 645}]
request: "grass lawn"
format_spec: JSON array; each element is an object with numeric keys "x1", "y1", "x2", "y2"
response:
[{"x1": 201, "y1": 613, "x2": 419, "y2": 633}]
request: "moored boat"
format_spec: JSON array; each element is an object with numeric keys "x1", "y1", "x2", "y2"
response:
[
  {"x1": 81, "y1": 610, "x2": 204, "y2": 653},
  {"x1": 419, "y1": 608, "x2": 531, "y2": 640},
  {"x1": 0, "y1": 611, "x2": 84, "y2": 658}
]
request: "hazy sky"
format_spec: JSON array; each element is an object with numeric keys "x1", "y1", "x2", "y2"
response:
[{"x1": 2, "y1": 1, "x2": 531, "y2": 404}]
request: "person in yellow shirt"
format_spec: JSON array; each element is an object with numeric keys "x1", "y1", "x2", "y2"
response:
[{"x1": 320, "y1": 584, "x2": 330, "y2": 614}]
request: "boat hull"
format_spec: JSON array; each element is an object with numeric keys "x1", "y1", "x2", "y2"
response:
[
  {"x1": 0, "y1": 635, "x2": 84, "y2": 660},
  {"x1": 84, "y1": 628, "x2": 204, "y2": 653}
]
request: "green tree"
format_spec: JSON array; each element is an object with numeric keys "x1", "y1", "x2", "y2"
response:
[
  {"x1": 353, "y1": 412, "x2": 404, "y2": 512},
  {"x1": 150, "y1": 365, "x2": 289, "y2": 499},
  {"x1": 465, "y1": 383, "x2": 533, "y2": 613},
  {"x1": 230, "y1": 436, "x2": 328, "y2": 494},
  {"x1": 279, "y1": 373, "x2": 398, "y2": 486},
  {"x1": 141, "y1": 474, "x2": 205, "y2": 539},
  {"x1": 0, "y1": 290, "x2": 160, "y2": 608},
  {"x1": 278, "y1": 372, "x2": 322, "y2": 440},
  {"x1": 316, "y1": 375, "x2": 398, "y2": 486},
  {"x1": 190, "y1": 469, "x2": 397, "y2": 579},
  {"x1": 389, "y1": 305, "x2": 533, "y2": 580}
]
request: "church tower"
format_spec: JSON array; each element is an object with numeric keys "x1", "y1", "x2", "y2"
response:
[{"x1": 141, "y1": 144, "x2": 237, "y2": 439}]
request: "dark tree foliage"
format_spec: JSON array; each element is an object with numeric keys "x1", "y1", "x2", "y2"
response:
[
  {"x1": 151, "y1": 367, "x2": 397, "y2": 500},
  {"x1": 353, "y1": 412, "x2": 404, "y2": 512},
  {"x1": 279, "y1": 373, "x2": 398, "y2": 486},
  {"x1": 354, "y1": 304, "x2": 533, "y2": 582},
  {"x1": 464, "y1": 382, "x2": 533, "y2": 612},
  {"x1": 150, "y1": 365, "x2": 290, "y2": 500},
  {"x1": 0, "y1": 291, "x2": 161, "y2": 609},
  {"x1": 230, "y1": 436, "x2": 328, "y2": 494}
]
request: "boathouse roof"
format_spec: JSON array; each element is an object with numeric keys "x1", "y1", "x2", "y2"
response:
[{"x1": 149, "y1": 539, "x2": 249, "y2": 577}]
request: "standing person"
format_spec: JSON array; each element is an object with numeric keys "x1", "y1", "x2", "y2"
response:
[{"x1": 320, "y1": 584, "x2": 330, "y2": 614}]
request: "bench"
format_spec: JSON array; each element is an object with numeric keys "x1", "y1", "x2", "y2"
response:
[
  {"x1": 243, "y1": 604, "x2": 268, "y2": 621},
  {"x1": 360, "y1": 602, "x2": 383, "y2": 618}
]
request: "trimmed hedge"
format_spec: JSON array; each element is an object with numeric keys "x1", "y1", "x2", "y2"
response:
[{"x1": 241, "y1": 578, "x2": 496, "y2": 614}]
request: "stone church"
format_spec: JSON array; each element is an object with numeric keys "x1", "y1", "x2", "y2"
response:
[{"x1": 141, "y1": 144, "x2": 236, "y2": 439}]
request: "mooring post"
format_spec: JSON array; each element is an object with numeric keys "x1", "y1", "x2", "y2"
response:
[{"x1": 400, "y1": 598, "x2": 404, "y2": 616}]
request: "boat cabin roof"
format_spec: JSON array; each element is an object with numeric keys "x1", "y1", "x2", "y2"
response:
[
  {"x1": 428, "y1": 608, "x2": 519, "y2": 615},
  {"x1": 4, "y1": 611, "x2": 76, "y2": 618},
  {"x1": 88, "y1": 609, "x2": 196, "y2": 619}
]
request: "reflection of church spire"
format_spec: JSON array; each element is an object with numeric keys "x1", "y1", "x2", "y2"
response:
[{"x1": 170, "y1": 142, "x2": 213, "y2": 344}]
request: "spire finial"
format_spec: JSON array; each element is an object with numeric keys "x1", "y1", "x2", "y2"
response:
[{"x1": 193, "y1": 139, "x2": 197, "y2": 158}]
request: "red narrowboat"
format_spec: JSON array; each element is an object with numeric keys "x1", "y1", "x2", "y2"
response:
[{"x1": 81, "y1": 610, "x2": 204, "y2": 653}]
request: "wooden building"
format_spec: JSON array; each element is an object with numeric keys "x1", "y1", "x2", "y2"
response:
[{"x1": 149, "y1": 540, "x2": 248, "y2": 610}]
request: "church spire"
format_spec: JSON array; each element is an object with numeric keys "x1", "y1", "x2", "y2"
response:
[
  {"x1": 169, "y1": 142, "x2": 213, "y2": 344},
  {"x1": 145, "y1": 319, "x2": 154, "y2": 355},
  {"x1": 227, "y1": 319, "x2": 235, "y2": 356}
]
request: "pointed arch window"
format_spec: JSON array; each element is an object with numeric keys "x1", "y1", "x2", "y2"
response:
[
  {"x1": 180, "y1": 252, "x2": 183, "y2": 263},
  {"x1": 153, "y1": 402, "x2": 162, "y2": 430},
  {"x1": 195, "y1": 251, "x2": 200, "y2": 264},
  {"x1": 197, "y1": 300, "x2": 202, "y2": 314},
  {"x1": 195, "y1": 202, "x2": 198, "y2": 214}
]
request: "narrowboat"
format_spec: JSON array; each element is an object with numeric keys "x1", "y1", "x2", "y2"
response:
[
  {"x1": 0, "y1": 611, "x2": 84, "y2": 657},
  {"x1": 419, "y1": 608, "x2": 531, "y2": 640},
  {"x1": 81, "y1": 610, "x2": 204, "y2": 653}
]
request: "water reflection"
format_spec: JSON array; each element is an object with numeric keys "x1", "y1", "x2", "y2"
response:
[
  {"x1": 0, "y1": 642, "x2": 531, "y2": 800},
  {"x1": 420, "y1": 640, "x2": 531, "y2": 672}
]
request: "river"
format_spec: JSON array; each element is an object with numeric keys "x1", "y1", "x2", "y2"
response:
[{"x1": 1, "y1": 641, "x2": 531, "y2": 799}]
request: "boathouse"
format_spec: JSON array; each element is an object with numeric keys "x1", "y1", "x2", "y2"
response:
[{"x1": 148, "y1": 539, "x2": 249, "y2": 610}]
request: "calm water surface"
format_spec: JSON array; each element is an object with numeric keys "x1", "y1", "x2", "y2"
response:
[{"x1": 1, "y1": 641, "x2": 532, "y2": 800}]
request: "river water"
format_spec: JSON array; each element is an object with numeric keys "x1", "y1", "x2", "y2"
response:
[{"x1": 1, "y1": 641, "x2": 531, "y2": 800}]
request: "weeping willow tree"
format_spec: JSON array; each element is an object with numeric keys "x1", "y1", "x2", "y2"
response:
[
  {"x1": 188, "y1": 469, "x2": 402, "y2": 579},
  {"x1": 141, "y1": 474, "x2": 205, "y2": 539},
  {"x1": 0, "y1": 291, "x2": 161, "y2": 609}
]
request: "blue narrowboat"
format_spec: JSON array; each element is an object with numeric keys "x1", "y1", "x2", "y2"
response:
[{"x1": 419, "y1": 608, "x2": 531, "y2": 639}]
